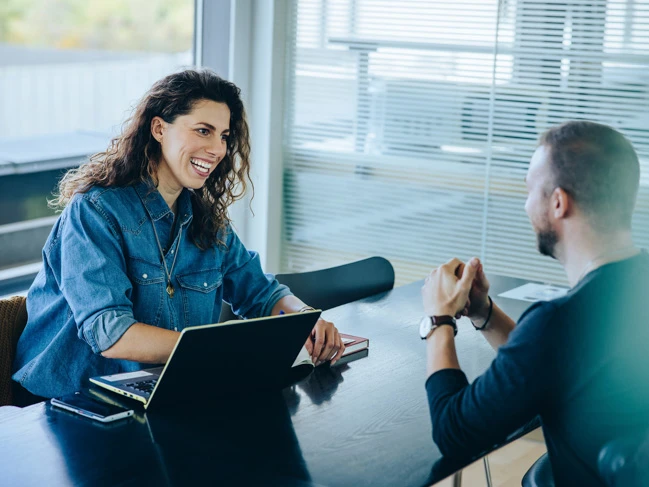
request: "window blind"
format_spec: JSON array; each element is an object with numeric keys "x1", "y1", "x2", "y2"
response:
[{"x1": 281, "y1": 0, "x2": 649, "y2": 286}]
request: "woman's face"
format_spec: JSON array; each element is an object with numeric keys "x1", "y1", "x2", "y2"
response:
[{"x1": 152, "y1": 99, "x2": 231, "y2": 195}]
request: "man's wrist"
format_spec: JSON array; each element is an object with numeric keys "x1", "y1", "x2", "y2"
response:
[
  {"x1": 420, "y1": 315, "x2": 457, "y2": 340},
  {"x1": 468, "y1": 297, "x2": 491, "y2": 322},
  {"x1": 471, "y1": 296, "x2": 493, "y2": 331},
  {"x1": 425, "y1": 322, "x2": 455, "y2": 341}
]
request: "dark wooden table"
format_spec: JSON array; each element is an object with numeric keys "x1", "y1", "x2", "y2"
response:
[{"x1": 0, "y1": 275, "x2": 536, "y2": 487}]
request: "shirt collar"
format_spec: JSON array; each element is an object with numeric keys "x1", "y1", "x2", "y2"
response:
[{"x1": 134, "y1": 179, "x2": 193, "y2": 226}]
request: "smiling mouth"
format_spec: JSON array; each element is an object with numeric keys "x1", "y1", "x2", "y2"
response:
[{"x1": 190, "y1": 158, "x2": 213, "y2": 176}]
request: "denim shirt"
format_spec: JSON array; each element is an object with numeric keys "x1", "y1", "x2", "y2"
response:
[{"x1": 13, "y1": 181, "x2": 292, "y2": 398}]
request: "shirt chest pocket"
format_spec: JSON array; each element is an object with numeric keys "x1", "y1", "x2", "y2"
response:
[
  {"x1": 127, "y1": 258, "x2": 165, "y2": 326},
  {"x1": 176, "y1": 268, "x2": 223, "y2": 325}
]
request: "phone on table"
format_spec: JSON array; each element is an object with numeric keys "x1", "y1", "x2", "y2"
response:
[{"x1": 51, "y1": 392, "x2": 134, "y2": 423}]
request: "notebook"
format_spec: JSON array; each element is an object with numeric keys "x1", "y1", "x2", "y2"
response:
[
  {"x1": 291, "y1": 333, "x2": 369, "y2": 369},
  {"x1": 89, "y1": 310, "x2": 321, "y2": 410},
  {"x1": 339, "y1": 333, "x2": 369, "y2": 355}
]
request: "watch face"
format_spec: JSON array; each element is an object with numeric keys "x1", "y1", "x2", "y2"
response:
[{"x1": 419, "y1": 315, "x2": 432, "y2": 339}]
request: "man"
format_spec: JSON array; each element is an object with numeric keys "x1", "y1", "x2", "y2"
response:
[{"x1": 420, "y1": 121, "x2": 649, "y2": 486}]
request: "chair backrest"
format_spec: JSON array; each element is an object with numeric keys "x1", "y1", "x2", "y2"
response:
[
  {"x1": 218, "y1": 256, "x2": 395, "y2": 322},
  {"x1": 522, "y1": 452, "x2": 554, "y2": 487},
  {"x1": 0, "y1": 296, "x2": 28, "y2": 406},
  {"x1": 598, "y1": 432, "x2": 649, "y2": 486},
  {"x1": 275, "y1": 256, "x2": 395, "y2": 311}
]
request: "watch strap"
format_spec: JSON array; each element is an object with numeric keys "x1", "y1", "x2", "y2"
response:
[
  {"x1": 431, "y1": 315, "x2": 456, "y2": 326},
  {"x1": 431, "y1": 315, "x2": 458, "y2": 337}
]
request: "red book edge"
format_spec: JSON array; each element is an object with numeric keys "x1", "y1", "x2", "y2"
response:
[{"x1": 340, "y1": 333, "x2": 369, "y2": 357}]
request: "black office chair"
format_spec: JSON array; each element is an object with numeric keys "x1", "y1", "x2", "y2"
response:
[
  {"x1": 598, "y1": 432, "x2": 649, "y2": 486},
  {"x1": 219, "y1": 256, "x2": 395, "y2": 321},
  {"x1": 522, "y1": 453, "x2": 553, "y2": 487},
  {"x1": 522, "y1": 431, "x2": 649, "y2": 487},
  {"x1": 276, "y1": 256, "x2": 395, "y2": 310}
]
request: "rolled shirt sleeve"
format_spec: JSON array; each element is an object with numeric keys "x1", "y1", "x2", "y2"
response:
[
  {"x1": 58, "y1": 195, "x2": 138, "y2": 353},
  {"x1": 81, "y1": 309, "x2": 137, "y2": 354}
]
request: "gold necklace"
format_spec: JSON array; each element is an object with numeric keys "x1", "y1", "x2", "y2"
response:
[
  {"x1": 577, "y1": 245, "x2": 638, "y2": 283},
  {"x1": 150, "y1": 220, "x2": 181, "y2": 298}
]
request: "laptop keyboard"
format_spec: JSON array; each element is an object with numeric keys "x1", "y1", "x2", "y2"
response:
[{"x1": 126, "y1": 379, "x2": 158, "y2": 395}]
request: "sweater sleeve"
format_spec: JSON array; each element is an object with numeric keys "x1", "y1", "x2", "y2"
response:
[{"x1": 425, "y1": 301, "x2": 559, "y2": 458}]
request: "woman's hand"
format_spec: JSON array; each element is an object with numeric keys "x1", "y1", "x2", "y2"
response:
[{"x1": 305, "y1": 318, "x2": 345, "y2": 365}]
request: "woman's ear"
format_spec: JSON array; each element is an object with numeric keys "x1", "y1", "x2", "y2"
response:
[{"x1": 151, "y1": 117, "x2": 165, "y2": 143}]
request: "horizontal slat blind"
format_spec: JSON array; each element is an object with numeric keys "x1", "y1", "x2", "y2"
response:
[{"x1": 281, "y1": 0, "x2": 649, "y2": 286}]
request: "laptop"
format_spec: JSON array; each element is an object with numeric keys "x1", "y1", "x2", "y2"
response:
[{"x1": 89, "y1": 310, "x2": 321, "y2": 410}]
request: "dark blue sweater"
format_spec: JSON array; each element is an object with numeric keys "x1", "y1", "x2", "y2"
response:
[{"x1": 426, "y1": 252, "x2": 649, "y2": 486}]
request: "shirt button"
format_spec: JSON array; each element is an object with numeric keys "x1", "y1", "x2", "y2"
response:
[
  {"x1": 142, "y1": 274, "x2": 148, "y2": 279},
  {"x1": 203, "y1": 282, "x2": 208, "y2": 287},
  {"x1": 174, "y1": 327, "x2": 178, "y2": 331},
  {"x1": 171, "y1": 249, "x2": 174, "y2": 254}
]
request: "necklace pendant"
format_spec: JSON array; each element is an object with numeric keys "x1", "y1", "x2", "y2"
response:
[{"x1": 166, "y1": 282, "x2": 175, "y2": 298}]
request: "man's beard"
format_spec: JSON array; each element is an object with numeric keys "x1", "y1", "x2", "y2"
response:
[{"x1": 536, "y1": 226, "x2": 559, "y2": 259}]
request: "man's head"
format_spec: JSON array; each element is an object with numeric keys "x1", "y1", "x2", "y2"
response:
[{"x1": 525, "y1": 121, "x2": 640, "y2": 258}]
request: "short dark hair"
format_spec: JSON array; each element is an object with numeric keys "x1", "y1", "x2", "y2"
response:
[{"x1": 539, "y1": 120, "x2": 640, "y2": 231}]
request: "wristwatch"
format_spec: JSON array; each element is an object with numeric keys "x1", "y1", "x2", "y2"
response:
[{"x1": 419, "y1": 315, "x2": 458, "y2": 340}]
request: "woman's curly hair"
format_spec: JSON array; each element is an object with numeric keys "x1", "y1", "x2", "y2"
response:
[{"x1": 51, "y1": 69, "x2": 252, "y2": 249}]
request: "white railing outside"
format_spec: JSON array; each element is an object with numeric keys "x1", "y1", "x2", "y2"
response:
[{"x1": 0, "y1": 51, "x2": 191, "y2": 139}]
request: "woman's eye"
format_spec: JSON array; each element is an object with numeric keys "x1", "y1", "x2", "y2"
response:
[
  {"x1": 197, "y1": 128, "x2": 210, "y2": 136},
  {"x1": 221, "y1": 134, "x2": 229, "y2": 141}
]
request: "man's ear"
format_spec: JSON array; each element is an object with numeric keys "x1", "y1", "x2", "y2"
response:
[
  {"x1": 151, "y1": 117, "x2": 166, "y2": 142},
  {"x1": 552, "y1": 187, "x2": 571, "y2": 220}
]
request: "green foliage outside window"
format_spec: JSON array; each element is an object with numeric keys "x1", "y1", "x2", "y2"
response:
[{"x1": 0, "y1": 0, "x2": 193, "y2": 52}]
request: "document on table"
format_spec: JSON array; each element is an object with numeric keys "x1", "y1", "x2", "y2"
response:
[{"x1": 498, "y1": 283, "x2": 569, "y2": 302}]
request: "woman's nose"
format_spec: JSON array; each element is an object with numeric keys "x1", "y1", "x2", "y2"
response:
[{"x1": 207, "y1": 139, "x2": 227, "y2": 159}]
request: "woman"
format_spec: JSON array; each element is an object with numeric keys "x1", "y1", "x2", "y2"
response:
[{"x1": 12, "y1": 69, "x2": 344, "y2": 401}]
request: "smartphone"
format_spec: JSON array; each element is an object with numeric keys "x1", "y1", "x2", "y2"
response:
[{"x1": 51, "y1": 392, "x2": 134, "y2": 423}]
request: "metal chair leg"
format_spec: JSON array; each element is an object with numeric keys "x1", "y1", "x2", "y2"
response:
[
  {"x1": 448, "y1": 456, "x2": 490, "y2": 487},
  {"x1": 483, "y1": 456, "x2": 493, "y2": 487}
]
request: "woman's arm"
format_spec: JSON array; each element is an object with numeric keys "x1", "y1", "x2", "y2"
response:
[
  {"x1": 101, "y1": 296, "x2": 329, "y2": 364},
  {"x1": 220, "y1": 228, "x2": 293, "y2": 318},
  {"x1": 220, "y1": 228, "x2": 344, "y2": 363},
  {"x1": 270, "y1": 294, "x2": 310, "y2": 315},
  {"x1": 60, "y1": 196, "x2": 173, "y2": 360},
  {"x1": 101, "y1": 323, "x2": 180, "y2": 363}
]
